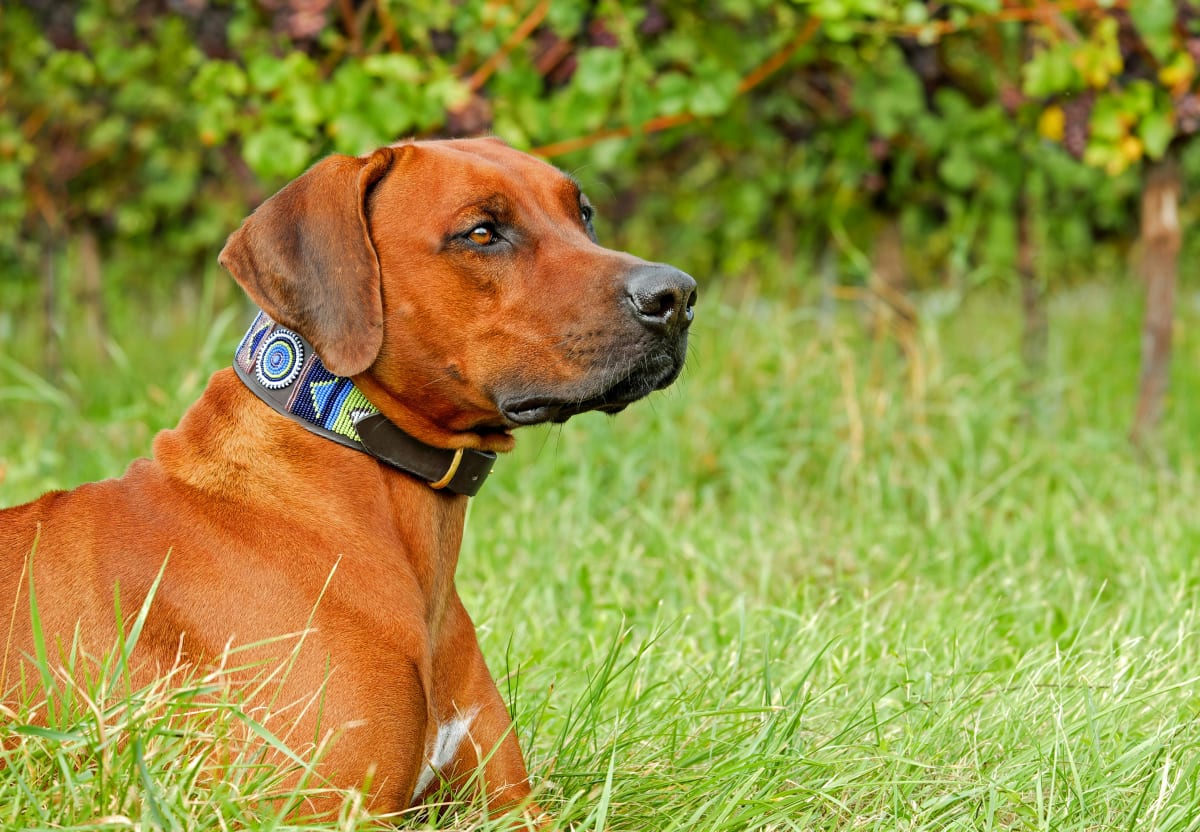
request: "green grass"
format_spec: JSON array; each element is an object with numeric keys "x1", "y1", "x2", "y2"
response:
[{"x1": 3, "y1": 275, "x2": 1200, "y2": 830}]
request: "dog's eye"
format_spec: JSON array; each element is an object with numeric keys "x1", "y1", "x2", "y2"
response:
[
  {"x1": 580, "y1": 205, "x2": 594, "y2": 225},
  {"x1": 468, "y1": 225, "x2": 497, "y2": 246}
]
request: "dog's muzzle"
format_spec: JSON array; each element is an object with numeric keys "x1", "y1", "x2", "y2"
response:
[{"x1": 498, "y1": 264, "x2": 696, "y2": 427}]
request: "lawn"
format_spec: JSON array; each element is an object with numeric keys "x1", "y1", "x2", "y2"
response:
[{"x1": 2, "y1": 275, "x2": 1200, "y2": 830}]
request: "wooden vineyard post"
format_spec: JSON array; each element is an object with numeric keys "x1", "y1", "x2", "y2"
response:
[
  {"x1": 1131, "y1": 159, "x2": 1182, "y2": 447},
  {"x1": 1018, "y1": 178, "x2": 1047, "y2": 405},
  {"x1": 76, "y1": 228, "x2": 109, "y2": 361},
  {"x1": 39, "y1": 240, "x2": 61, "y2": 381}
]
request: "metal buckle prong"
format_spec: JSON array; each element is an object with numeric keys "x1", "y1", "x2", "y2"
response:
[{"x1": 428, "y1": 448, "x2": 465, "y2": 490}]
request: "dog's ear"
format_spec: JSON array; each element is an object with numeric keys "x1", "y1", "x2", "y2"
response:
[{"x1": 219, "y1": 147, "x2": 400, "y2": 377}]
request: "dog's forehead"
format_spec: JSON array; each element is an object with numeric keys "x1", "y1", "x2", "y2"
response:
[
  {"x1": 423, "y1": 137, "x2": 555, "y2": 170},
  {"x1": 397, "y1": 139, "x2": 582, "y2": 207}
]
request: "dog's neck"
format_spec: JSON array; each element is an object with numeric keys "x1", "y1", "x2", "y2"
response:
[
  {"x1": 232, "y1": 312, "x2": 496, "y2": 497},
  {"x1": 152, "y1": 370, "x2": 469, "y2": 613}
]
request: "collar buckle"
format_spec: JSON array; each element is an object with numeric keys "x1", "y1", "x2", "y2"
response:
[
  {"x1": 234, "y1": 311, "x2": 495, "y2": 497},
  {"x1": 427, "y1": 447, "x2": 465, "y2": 490}
]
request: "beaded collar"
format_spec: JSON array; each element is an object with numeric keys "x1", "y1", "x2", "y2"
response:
[{"x1": 233, "y1": 312, "x2": 495, "y2": 496}]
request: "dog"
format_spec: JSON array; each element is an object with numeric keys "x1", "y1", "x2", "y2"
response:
[{"x1": 0, "y1": 137, "x2": 696, "y2": 820}]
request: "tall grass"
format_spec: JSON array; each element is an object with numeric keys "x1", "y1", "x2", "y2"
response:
[{"x1": 3, "y1": 275, "x2": 1200, "y2": 830}]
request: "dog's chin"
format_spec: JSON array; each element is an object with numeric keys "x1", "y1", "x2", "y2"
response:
[{"x1": 497, "y1": 354, "x2": 684, "y2": 428}]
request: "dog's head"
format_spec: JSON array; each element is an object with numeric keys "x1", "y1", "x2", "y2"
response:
[{"x1": 219, "y1": 138, "x2": 696, "y2": 452}]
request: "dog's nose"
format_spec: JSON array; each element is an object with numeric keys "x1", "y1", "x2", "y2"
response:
[{"x1": 625, "y1": 264, "x2": 697, "y2": 332}]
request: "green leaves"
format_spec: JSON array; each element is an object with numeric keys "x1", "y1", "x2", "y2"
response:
[
  {"x1": 1083, "y1": 82, "x2": 1175, "y2": 174},
  {"x1": 2, "y1": 0, "x2": 1197, "y2": 297},
  {"x1": 687, "y1": 64, "x2": 742, "y2": 118},
  {"x1": 1131, "y1": 0, "x2": 1178, "y2": 63},
  {"x1": 575, "y1": 49, "x2": 625, "y2": 97},
  {"x1": 852, "y1": 44, "x2": 923, "y2": 138},
  {"x1": 1027, "y1": 9, "x2": 1188, "y2": 176},
  {"x1": 243, "y1": 126, "x2": 311, "y2": 182},
  {"x1": 1140, "y1": 106, "x2": 1176, "y2": 160},
  {"x1": 1023, "y1": 41, "x2": 1083, "y2": 98}
]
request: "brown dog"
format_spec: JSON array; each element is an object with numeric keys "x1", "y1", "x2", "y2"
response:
[{"x1": 0, "y1": 138, "x2": 695, "y2": 820}]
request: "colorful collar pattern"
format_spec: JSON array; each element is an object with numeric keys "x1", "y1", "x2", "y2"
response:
[
  {"x1": 233, "y1": 312, "x2": 495, "y2": 496},
  {"x1": 234, "y1": 312, "x2": 380, "y2": 451}
]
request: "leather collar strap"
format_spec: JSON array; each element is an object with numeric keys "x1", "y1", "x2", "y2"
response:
[{"x1": 233, "y1": 312, "x2": 495, "y2": 497}]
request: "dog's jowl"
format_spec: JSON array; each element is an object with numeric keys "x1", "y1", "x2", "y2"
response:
[{"x1": 0, "y1": 138, "x2": 695, "y2": 820}]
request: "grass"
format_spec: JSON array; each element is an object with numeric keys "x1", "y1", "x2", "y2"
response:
[{"x1": 3, "y1": 272, "x2": 1200, "y2": 830}]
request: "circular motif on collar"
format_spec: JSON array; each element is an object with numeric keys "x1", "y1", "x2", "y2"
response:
[{"x1": 256, "y1": 330, "x2": 305, "y2": 389}]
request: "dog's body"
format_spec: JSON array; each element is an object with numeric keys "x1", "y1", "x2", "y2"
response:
[{"x1": 0, "y1": 138, "x2": 695, "y2": 818}]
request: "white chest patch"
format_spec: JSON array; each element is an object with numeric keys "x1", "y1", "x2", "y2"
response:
[{"x1": 411, "y1": 706, "x2": 480, "y2": 803}]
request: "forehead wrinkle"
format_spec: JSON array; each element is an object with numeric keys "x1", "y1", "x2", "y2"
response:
[
  {"x1": 479, "y1": 168, "x2": 584, "y2": 229},
  {"x1": 560, "y1": 170, "x2": 582, "y2": 195},
  {"x1": 455, "y1": 193, "x2": 514, "y2": 221},
  {"x1": 416, "y1": 148, "x2": 585, "y2": 231},
  {"x1": 558, "y1": 175, "x2": 585, "y2": 209},
  {"x1": 459, "y1": 149, "x2": 582, "y2": 207}
]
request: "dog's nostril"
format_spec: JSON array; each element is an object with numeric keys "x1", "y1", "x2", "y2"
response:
[
  {"x1": 625, "y1": 265, "x2": 697, "y2": 329},
  {"x1": 631, "y1": 288, "x2": 678, "y2": 320}
]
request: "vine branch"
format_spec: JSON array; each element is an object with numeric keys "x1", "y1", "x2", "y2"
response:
[
  {"x1": 535, "y1": 17, "x2": 822, "y2": 159},
  {"x1": 466, "y1": 0, "x2": 551, "y2": 93}
]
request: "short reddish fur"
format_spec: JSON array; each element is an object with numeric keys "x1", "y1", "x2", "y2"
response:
[{"x1": 0, "y1": 138, "x2": 687, "y2": 821}]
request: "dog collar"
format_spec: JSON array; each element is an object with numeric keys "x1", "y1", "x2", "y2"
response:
[{"x1": 233, "y1": 312, "x2": 495, "y2": 496}]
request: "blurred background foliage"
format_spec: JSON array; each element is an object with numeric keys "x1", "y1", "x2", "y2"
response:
[
  {"x1": 9, "y1": 6, "x2": 1200, "y2": 826},
  {"x1": 1, "y1": 0, "x2": 1198, "y2": 438}
]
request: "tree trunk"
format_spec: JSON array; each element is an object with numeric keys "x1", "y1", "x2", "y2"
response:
[
  {"x1": 818, "y1": 239, "x2": 837, "y2": 335},
  {"x1": 76, "y1": 228, "x2": 109, "y2": 358},
  {"x1": 872, "y1": 215, "x2": 907, "y2": 298},
  {"x1": 868, "y1": 215, "x2": 917, "y2": 340},
  {"x1": 40, "y1": 241, "x2": 61, "y2": 379},
  {"x1": 1018, "y1": 180, "x2": 1047, "y2": 398},
  {"x1": 1130, "y1": 159, "x2": 1182, "y2": 446}
]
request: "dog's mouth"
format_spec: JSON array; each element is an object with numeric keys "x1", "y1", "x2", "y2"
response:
[
  {"x1": 498, "y1": 351, "x2": 684, "y2": 427},
  {"x1": 502, "y1": 397, "x2": 631, "y2": 427}
]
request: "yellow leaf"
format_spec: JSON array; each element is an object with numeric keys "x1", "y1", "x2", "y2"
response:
[
  {"x1": 1159, "y1": 53, "x2": 1196, "y2": 94},
  {"x1": 1038, "y1": 106, "x2": 1066, "y2": 142},
  {"x1": 1121, "y1": 135, "x2": 1144, "y2": 162}
]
